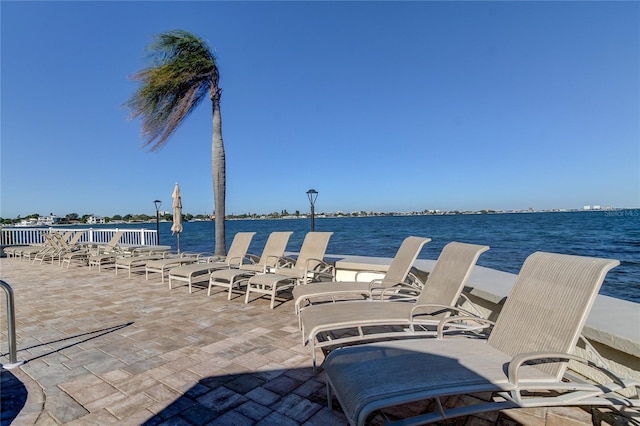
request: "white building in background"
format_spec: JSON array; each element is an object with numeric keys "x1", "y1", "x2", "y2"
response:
[
  {"x1": 87, "y1": 215, "x2": 106, "y2": 224},
  {"x1": 37, "y1": 215, "x2": 61, "y2": 226}
]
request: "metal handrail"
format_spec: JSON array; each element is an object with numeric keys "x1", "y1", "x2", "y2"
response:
[{"x1": 1, "y1": 280, "x2": 23, "y2": 369}]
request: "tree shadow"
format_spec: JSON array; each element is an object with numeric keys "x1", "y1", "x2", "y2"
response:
[
  {"x1": 0, "y1": 369, "x2": 27, "y2": 426},
  {"x1": 140, "y1": 365, "x2": 347, "y2": 425}
]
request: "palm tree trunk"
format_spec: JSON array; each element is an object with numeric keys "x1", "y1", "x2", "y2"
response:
[{"x1": 211, "y1": 88, "x2": 226, "y2": 256}]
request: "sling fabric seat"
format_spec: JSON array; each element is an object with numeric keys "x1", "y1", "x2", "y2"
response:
[
  {"x1": 85, "y1": 231, "x2": 128, "y2": 272},
  {"x1": 61, "y1": 231, "x2": 124, "y2": 269},
  {"x1": 208, "y1": 231, "x2": 293, "y2": 299},
  {"x1": 293, "y1": 236, "x2": 431, "y2": 315},
  {"x1": 167, "y1": 232, "x2": 256, "y2": 292},
  {"x1": 32, "y1": 232, "x2": 70, "y2": 265},
  {"x1": 33, "y1": 231, "x2": 86, "y2": 265},
  {"x1": 21, "y1": 231, "x2": 71, "y2": 262},
  {"x1": 324, "y1": 252, "x2": 638, "y2": 426},
  {"x1": 300, "y1": 241, "x2": 489, "y2": 369},
  {"x1": 144, "y1": 252, "x2": 209, "y2": 282},
  {"x1": 244, "y1": 232, "x2": 334, "y2": 309},
  {"x1": 113, "y1": 250, "x2": 176, "y2": 278}
]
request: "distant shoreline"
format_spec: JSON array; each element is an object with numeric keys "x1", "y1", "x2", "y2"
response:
[{"x1": 3, "y1": 207, "x2": 639, "y2": 228}]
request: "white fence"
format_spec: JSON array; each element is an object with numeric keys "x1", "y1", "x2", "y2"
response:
[{"x1": 0, "y1": 227, "x2": 159, "y2": 249}]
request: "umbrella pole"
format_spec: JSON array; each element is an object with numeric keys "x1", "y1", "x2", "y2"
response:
[{"x1": 177, "y1": 234, "x2": 181, "y2": 254}]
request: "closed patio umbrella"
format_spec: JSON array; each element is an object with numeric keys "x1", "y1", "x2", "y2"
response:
[{"x1": 171, "y1": 183, "x2": 183, "y2": 253}]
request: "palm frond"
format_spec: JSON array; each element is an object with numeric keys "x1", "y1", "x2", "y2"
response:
[{"x1": 126, "y1": 30, "x2": 219, "y2": 150}]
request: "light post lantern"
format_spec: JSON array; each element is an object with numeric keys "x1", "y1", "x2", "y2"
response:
[
  {"x1": 153, "y1": 199, "x2": 162, "y2": 245},
  {"x1": 306, "y1": 189, "x2": 318, "y2": 231}
]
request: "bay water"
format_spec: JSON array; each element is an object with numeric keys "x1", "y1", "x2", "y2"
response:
[{"x1": 124, "y1": 210, "x2": 639, "y2": 303}]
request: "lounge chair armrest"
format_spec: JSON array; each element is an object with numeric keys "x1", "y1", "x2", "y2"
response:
[
  {"x1": 367, "y1": 278, "x2": 401, "y2": 291},
  {"x1": 179, "y1": 252, "x2": 201, "y2": 259},
  {"x1": 508, "y1": 352, "x2": 636, "y2": 392},
  {"x1": 410, "y1": 304, "x2": 467, "y2": 321},
  {"x1": 245, "y1": 253, "x2": 261, "y2": 264},
  {"x1": 260, "y1": 254, "x2": 283, "y2": 271},
  {"x1": 194, "y1": 252, "x2": 214, "y2": 261},
  {"x1": 304, "y1": 258, "x2": 335, "y2": 280},
  {"x1": 372, "y1": 283, "x2": 421, "y2": 301},
  {"x1": 411, "y1": 304, "x2": 481, "y2": 318},
  {"x1": 406, "y1": 269, "x2": 426, "y2": 288},
  {"x1": 436, "y1": 315, "x2": 495, "y2": 338},
  {"x1": 275, "y1": 256, "x2": 296, "y2": 270},
  {"x1": 226, "y1": 256, "x2": 245, "y2": 267}
]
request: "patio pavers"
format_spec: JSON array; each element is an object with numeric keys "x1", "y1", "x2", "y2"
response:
[
  {"x1": 0, "y1": 258, "x2": 344, "y2": 425},
  {"x1": 0, "y1": 258, "x2": 616, "y2": 425}
]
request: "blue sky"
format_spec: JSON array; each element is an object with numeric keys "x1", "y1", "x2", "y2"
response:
[{"x1": 1, "y1": 1, "x2": 638, "y2": 219}]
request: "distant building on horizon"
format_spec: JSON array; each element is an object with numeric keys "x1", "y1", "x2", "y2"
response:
[{"x1": 87, "y1": 215, "x2": 106, "y2": 224}]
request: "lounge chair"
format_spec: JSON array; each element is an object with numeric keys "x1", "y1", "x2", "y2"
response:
[
  {"x1": 46, "y1": 231, "x2": 86, "y2": 265},
  {"x1": 144, "y1": 252, "x2": 212, "y2": 282},
  {"x1": 208, "y1": 231, "x2": 293, "y2": 299},
  {"x1": 60, "y1": 230, "x2": 125, "y2": 268},
  {"x1": 31, "y1": 232, "x2": 68, "y2": 264},
  {"x1": 244, "y1": 232, "x2": 334, "y2": 309},
  {"x1": 86, "y1": 231, "x2": 128, "y2": 271},
  {"x1": 293, "y1": 236, "x2": 432, "y2": 315},
  {"x1": 300, "y1": 241, "x2": 489, "y2": 370},
  {"x1": 7, "y1": 241, "x2": 32, "y2": 260},
  {"x1": 113, "y1": 250, "x2": 177, "y2": 278},
  {"x1": 324, "y1": 252, "x2": 639, "y2": 425},
  {"x1": 167, "y1": 232, "x2": 256, "y2": 292},
  {"x1": 20, "y1": 231, "x2": 71, "y2": 262}
]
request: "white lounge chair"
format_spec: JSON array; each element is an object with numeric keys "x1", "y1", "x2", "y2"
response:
[
  {"x1": 86, "y1": 231, "x2": 127, "y2": 272},
  {"x1": 299, "y1": 241, "x2": 489, "y2": 370},
  {"x1": 113, "y1": 250, "x2": 176, "y2": 278},
  {"x1": 244, "y1": 232, "x2": 334, "y2": 309},
  {"x1": 293, "y1": 236, "x2": 432, "y2": 315},
  {"x1": 167, "y1": 232, "x2": 256, "y2": 292},
  {"x1": 144, "y1": 252, "x2": 211, "y2": 282},
  {"x1": 324, "y1": 252, "x2": 638, "y2": 425},
  {"x1": 208, "y1": 231, "x2": 293, "y2": 299},
  {"x1": 60, "y1": 231, "x2": 125, "y2": 269}
]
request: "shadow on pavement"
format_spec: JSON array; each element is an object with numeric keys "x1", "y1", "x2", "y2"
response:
[{"x1": 0, "y1": 369, "x2": 27, "y2": 426}]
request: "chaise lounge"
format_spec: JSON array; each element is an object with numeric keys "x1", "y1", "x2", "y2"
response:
[
  {"x1": 324, "y1": 251, "x2": 639, "y2": 425},
  {"x1": 299, "y1": 241, "x2": 489, "y2": 370},
  {"x1": 244, "y1": 232, "x2": 334, "y2": 309},
  {"x1": 208, "y1": 231, "x2": 293, "y2": 299},
  {"x1": 167, "y1": 232, "x2": 256, "y2": 292},
  {"x1": 293, "y1": 236, "x2": 431, "y2": 315}
]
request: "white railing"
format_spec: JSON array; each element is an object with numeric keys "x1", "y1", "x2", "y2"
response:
[{"x1": 0, "y1": 227, "x2": 159, "y2": 248}]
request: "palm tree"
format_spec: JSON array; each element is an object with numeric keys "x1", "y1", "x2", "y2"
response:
[{"x1": 126, "y1": 30, "x2": 226, "y2": 255}]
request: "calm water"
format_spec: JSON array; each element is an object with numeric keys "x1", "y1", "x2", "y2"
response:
[{"x1": 125, "y1": 210, "x2": 640, "y2": 303}]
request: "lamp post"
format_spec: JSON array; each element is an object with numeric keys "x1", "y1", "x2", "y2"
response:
[
  {"x1": 153, "y1": 199, "x2": 162, "y2": 245},
  {"x1": 306, "y1": 189, "x2": 318, "y2": 231}
]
